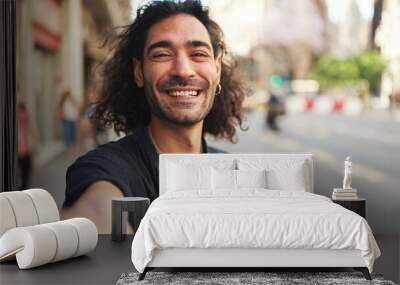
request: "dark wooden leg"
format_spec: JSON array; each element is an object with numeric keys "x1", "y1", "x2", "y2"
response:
[
  {"x1": 112, "y1": 200, "x2": 126, "y2": 242},
  {"x1": 361, "y1": 268, "x2": 372, "y2": 280},
  {"x1": 138, "y1": 268, "x2": 148, "y2": 281},
  {"x1": 354, "y1": 267, "x2": 371, "y2": 280}
]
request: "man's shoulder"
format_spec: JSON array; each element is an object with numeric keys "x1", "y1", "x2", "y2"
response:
[
  {"x1": 80, "y1": 136, "x2": 136, "y2": 161},
  {"x1": 73, "y1": 127, "x2": 149, "y2": 166}
]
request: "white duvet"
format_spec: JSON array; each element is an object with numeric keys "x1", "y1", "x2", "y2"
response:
[{"x1": 131, "y1": 190, "x2": 380, "y2": 273}]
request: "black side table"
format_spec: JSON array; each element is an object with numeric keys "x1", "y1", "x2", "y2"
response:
[
  {"x1": 332, "y1": 198, "x2": 366, "y2": 218},
  {"x1": 112, "y1": 197, "x2": 150, "y2": 241}
]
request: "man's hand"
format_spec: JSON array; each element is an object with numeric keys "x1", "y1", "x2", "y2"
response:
[{"x1": 61, "y1": 181, "x2": 132, "y2": 234}]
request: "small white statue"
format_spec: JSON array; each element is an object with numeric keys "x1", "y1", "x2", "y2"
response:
[{"x1": 342, "y1": 156, "x2": 352, "y2": 189}]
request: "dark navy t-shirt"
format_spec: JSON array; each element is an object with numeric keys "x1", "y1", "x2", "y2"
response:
[{"x1": 63, "y1": 126, "x2": 223, "y2": 207}]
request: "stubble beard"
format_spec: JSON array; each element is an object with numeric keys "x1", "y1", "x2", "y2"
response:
[{"x1": 143, "y1": 80, "x2": 215, "y2": 126}]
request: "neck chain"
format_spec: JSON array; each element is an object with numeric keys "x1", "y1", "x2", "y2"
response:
[
  {"x1": 148, "y1": 126, "x2": 205, "y2": 154},
  {"x1": 148, "y1": 127, "x2": 162, "y2": 154}
]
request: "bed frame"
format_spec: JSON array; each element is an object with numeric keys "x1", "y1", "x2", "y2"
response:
[
  {"x1": 139, "y1": 154, "x2": 371, "y2": 281},
  {"x1": 140, "y1": 248, "x2": 370, "y2": 280}
]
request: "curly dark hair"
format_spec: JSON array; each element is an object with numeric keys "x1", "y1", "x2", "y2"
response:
[{"x1": 92, "y1": 0, "x2": 247, "y2": 142}]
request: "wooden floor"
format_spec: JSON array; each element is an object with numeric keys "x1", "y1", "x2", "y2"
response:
[{"x1": 373, "y1": 235, "x2": 399, "y2": 284}]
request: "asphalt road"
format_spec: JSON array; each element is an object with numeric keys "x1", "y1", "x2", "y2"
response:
[{"x1": 208, "y1": 110, "x2": 400, "y2": 234}]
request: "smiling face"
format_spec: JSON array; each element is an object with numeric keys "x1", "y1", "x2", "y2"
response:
[{"x1": 133, "y1": 13, "x2": 222, "y2": 126}]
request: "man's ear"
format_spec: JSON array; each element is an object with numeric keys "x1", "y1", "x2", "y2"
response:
[{"x1": 133, "y1": 58, "x2": 144, "y2": 88}]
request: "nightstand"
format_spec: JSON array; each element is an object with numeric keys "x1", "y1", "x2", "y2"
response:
[
  {"x1": 112, "y1": 197, "x2": 150, "y2": 242},
  {"x1": 332, "y1": 198, "x2": 366, "y2": 218}
]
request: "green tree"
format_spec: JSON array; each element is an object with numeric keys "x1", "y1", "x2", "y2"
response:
[
  {"x1": 354, "y1": 51, "x2": 386, "y2": 92},
  {"x1": 310, "y1": 51, "x2": 386, "y2": 92}
]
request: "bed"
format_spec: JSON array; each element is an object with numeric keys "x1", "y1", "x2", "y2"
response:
[{"x1": 131, "y1": 153, "x2": 380, "y2": 280}]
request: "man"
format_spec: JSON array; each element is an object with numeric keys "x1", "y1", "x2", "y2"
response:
[{"x1": 61, "y1": 0, "x2": 246, "y2": 233}]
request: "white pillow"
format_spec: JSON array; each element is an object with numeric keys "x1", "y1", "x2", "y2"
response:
[
  {"x1": 237, "y1": 159, "x2": 308, "y2": 191},
  {"x1": 236, "y1": 169, "x2": 268, "y2": 189},
  {"x1": 212, "y1": 168, "x2": 237, "y2": 190},
  {"x1": 167, "y1": 163, "x2": 212, "y2": 191},
  {"x1": 267, "y1": 165, "x2": 306, "y2": 191},
  {"x1": 211, "y1": 169, "x2": 268, "y2": 190}
]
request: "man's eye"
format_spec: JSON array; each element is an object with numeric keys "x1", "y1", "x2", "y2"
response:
[
  {"x1": 152, "y1": 53, "x2": 171, "y2": 58},
  {"x1": 192, "y1": 52, "x2": 209, "y2": 57}
]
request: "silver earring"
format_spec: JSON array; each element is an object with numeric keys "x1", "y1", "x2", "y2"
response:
[{"x1": 216, "y1": 83, "x2": 222, "y2": 95}]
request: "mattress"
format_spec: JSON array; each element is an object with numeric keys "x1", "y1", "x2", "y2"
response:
[{"x1": 131, "y1": 190, "x2": 380, "y2": 273}]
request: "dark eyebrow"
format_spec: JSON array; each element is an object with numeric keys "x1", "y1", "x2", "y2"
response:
[
  {"x1": 146, "y1": 40, "x2": 172, "y2": 54},
  {"x1": 146, "y1": 40, "x2": 212, "y2": 55},
  {"x1": 190, "y1": 40, "x2": 212, "y2": 51}
]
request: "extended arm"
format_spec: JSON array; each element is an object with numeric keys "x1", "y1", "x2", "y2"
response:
[{"x1": 61, "y1": 181, "x2": 133, "y2": 234}]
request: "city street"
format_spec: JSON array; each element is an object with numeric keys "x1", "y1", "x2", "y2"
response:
[{"x1": 209, "y1": 110, "x2": 400, "y2": 234}]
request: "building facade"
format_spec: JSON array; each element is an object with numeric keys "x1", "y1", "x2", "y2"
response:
[
  {"x1": 375, "y1": 0, "x2": 400, "y2": 107},
  {"x1": 16, "y1": 0, "x2": 131, "y2": 166},
  {"x1": 208, "y1": 0, "x2": 328, "y2": 85}
]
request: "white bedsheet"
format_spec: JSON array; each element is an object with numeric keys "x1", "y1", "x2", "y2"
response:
[{"x1": 131, "y1": 190, "x2": 380, "y2": 273}]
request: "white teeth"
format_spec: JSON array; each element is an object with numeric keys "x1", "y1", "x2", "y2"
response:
[{"x1": 168, "y1": 90, "x2": 199, "y2": 97}]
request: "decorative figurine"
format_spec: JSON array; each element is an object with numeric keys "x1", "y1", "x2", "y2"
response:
[{"x1": 342, "y1": 156, "x2": 352, "y2": 189}]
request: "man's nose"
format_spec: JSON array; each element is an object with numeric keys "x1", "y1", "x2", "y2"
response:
[{"x1": 171, "y1": 53, "x2": 195, "y2": 79}]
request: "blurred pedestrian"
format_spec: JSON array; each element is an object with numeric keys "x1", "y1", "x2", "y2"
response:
[
  {"x1": 57, "y1": 91, "x2": 79, "y2": 154},
  {"x1": 17, "y1": 102, "x2": 39, "y2": 190},
  {"x1": 79, "y1": 85, "x2": 99, "y2": 148},
  {"x1": 266, "y1": 92, "x2": 286, "y2": 131},
  {"x1": 389, "y1": 91, "x2": 400, "y2": 111}
]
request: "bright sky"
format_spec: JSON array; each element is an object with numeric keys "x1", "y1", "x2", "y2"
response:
[
  {"x1": 326, "y1": 0, "x2": 374, "y2": 23},
  {"x1": 129, "y1": 0, "x2": 375, "y2": 56},
  {"x1": 132, "y1": 0, "x2": 375, "y2": 22}
]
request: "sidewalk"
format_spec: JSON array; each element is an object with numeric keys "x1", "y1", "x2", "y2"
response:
[
  {"x1": 29, "y1": 146, "x2": 86, "y2": 209},
  {"x1": 29, "y1": 130, "x2": 121, "y2": 208}
]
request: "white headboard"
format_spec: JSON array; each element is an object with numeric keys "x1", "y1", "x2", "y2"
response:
[{"x1": 159, "y1": 153, "x2": 314, "y2": 195}]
